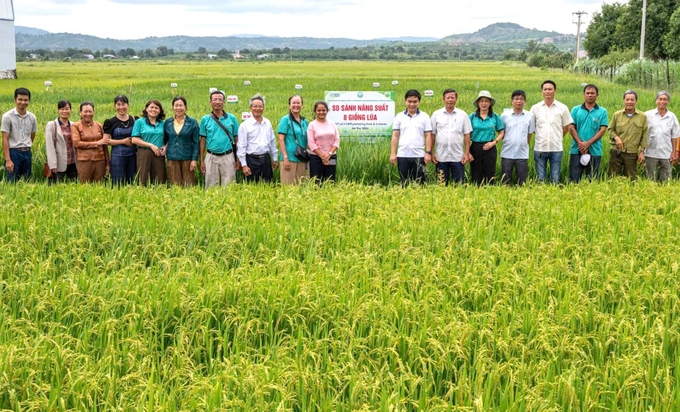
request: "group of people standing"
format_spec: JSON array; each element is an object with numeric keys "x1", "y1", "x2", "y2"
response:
[
  {"x1": 391, "y1": 81, "x2": 680, "y2": 186},
  {"x1": 4, "y1": 83, "x2": 679, "y2": 187},
  {"x1": 40, "y1": 95, "x2": 199, "y2": 186},
  {"x1": 1, "y1": 88, "x2": 340, "y2": 187}
]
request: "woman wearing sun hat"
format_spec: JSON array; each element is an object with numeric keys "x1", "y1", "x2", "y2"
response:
[{"x1": 467, "y1": 90, "x2": 504, "y2": 184}]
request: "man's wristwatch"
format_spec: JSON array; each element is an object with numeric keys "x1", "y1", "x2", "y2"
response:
[{"x1": 425, "y1": 150, "x2": 432, "y2": 155}]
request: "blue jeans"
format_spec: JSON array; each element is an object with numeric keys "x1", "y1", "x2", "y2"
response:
[
  {"x1": 110, "y1": 154, "x2": 137, "y2": 185},
  {"x1": 569, "y1": 154, "x2": 601, "y2": 182},
  {"x1": 435, "y1": 161, "x2": 465, "y2": 185},
  {"x1": 534, "y1": 151, "x2": 562, "y2": 183},
  {"x1": 5, "y1": 148, "x2": 32, "y2": 182}
]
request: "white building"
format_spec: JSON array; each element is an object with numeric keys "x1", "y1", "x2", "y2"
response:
[{"x1": 0, "y1": 0, "x2": 15, "y2": 79}]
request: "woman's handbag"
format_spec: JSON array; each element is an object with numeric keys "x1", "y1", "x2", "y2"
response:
[
  {"x1": 289, "y1": 114, "x2": 309, "y2": 162},
  {"x1": 294, "y1": 144, "x2": 309, "y2": 162}
]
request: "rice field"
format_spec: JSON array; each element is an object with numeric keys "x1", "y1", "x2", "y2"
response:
[{"x1": 1, "y1": 61, "x2": 679, "y2": 411}]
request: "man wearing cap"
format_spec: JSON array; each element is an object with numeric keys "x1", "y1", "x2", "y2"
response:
[
  {"x1": 199, "y1": 90, "x2": 239, "y2": 188},
  {"x1": 500, "y1": 90, "x2": 535, "y2": 185},
  {"x1": 644, "y1": 91, "x2": 680, "y2": 182},
  {"x1": 608, "y1": 89, "x2": 648, "y2": 180},
  {"x1": 237, "y1": 93, "x2": 279, "y2": 183},
  {"x1": 530, "y1": 80, "x2": 573, "y2": 183},
  {"x1": 390, "y1": 89, "x2": 432, "y2": 186},
  {"x1": 2, "y1": 88, "x2": 37, "y2": 182},
  {"x1": 430, "y1": 88, "x2": 472, "y2": 185},
  {"x1": 569, "y1": 84, "x2": 609, "y2": 182}
]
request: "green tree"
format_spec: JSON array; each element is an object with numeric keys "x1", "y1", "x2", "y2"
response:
[
  {"x1": 645, "y1": 0, "x2": 679, "y2": 58},
  {"x1": 118, "y1": 48, "x2": 136, "y2": 58},
  {"x1": 616, "y1": 0, "x2": 676, "y2": 58},
  {"x1": 665, "y1": 7, "x2": 680, "y2": 59},
  {"x1": 584, "y1": 3, "x2": 626, "y2": 58},
  {"x1": 585, "y1": 0, "x2": 677, "y2": 59}
]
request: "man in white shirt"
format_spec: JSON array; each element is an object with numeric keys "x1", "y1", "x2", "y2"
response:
[
  {"x1": 2, "y1": 87, "x2": 37, "y2": 182},
  {"x1": 390, "y1": 89, "x2": 432, "y2": 186},
  {"x1": 530, "y1": 80, "x2": 573, "y2": 183},
  {"x1": 430, "y1": 88, "x2": 472, "y2": 185},
  {"x1": 500, "y1": 90, "x2": 535, "y2": 185},
  {"x1": 237, "y1": 94, "x2": 279, "y2": 183},
  {"x1": 644, "y1": 91, "x2": 680, "y2": 182}
]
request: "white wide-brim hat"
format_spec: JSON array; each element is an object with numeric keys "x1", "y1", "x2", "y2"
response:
[{"x1": 473, "y1": 90, "x2": 496, "y2": 108}]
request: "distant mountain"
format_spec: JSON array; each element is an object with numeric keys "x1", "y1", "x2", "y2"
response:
[
  {"x1": 442, "y1": 22, "x2": 577, "y2": 48},
  {"x1": 14, "y1": 23, "x2": 575, "y2": 53},
  {"x1": 378, "y1": 37, "x2": 438, "y2": 43},
  {"x1": 15, "y1": 26, "x2": 50, "y2": 36},
  {"x1": 230, "y1": 34, "x2": 269, "y2": 38},
  {"x1": 14, "y1": 30, "x2": 393, "y2": 52}
]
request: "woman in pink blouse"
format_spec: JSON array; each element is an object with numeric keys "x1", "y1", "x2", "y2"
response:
[{"x1": 307, "y1": 101, "x2": 340, "y2": 183}]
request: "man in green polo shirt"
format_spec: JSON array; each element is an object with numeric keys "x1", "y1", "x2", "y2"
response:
[
  {"x1": 569, "y1": 84, "x2": 608, "y2": 182},
  {"x1": 199, "y1": 90, "x2": 239, "y2": 188},
  {"x1": 608, "y1": 89, "x2": 648, "y2": 180}
]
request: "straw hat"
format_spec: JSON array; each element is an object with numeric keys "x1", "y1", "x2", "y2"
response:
[{"x1": 473, "y1": 90, "x2": 496, "y2": 108}]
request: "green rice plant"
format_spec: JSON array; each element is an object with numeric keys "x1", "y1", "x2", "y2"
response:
[{"x1": 0, "y1": 180, "x2": 679, "y2": 410}]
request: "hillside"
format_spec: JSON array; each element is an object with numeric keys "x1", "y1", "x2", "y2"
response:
[
  {"x1": 14, "y1": 32, "x2": 395, "y2": 52},
  {"x1": 14, "y1": 26, "x2": 50, "y2": 36},
  {"x1": 14, "y1": 23, "x2": 576, "y2": 53},
  {"x1": 443, "y1": 22, "x2": 578, "y2": 49}
]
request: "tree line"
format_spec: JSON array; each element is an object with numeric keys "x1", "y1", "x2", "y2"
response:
[
  {"x1": 16, "y1": 41, "x2": 572, "y2": 64},
  {"x1": 585, "y1": 0, "x2": 680, "y2": 60}
]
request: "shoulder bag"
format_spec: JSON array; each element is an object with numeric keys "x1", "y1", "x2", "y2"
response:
[
  {"x1": 210, "y1": 112, "x2": 238, "y2": 162},
  {"x1": 289, "y1": 114, "x2": 309, "y2": 162}
]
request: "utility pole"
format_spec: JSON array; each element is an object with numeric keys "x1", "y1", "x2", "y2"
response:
[
  {"x1": 573, "y1": 11, "x2": 587, "y2": 62},
  {"x1": 640, "y1": 0, "x2": 647, "y2": 59}
]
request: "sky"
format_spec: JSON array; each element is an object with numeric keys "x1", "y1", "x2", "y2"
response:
[{"x1": 12, "y1": 0, "x2": 612, "y2": 40}]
